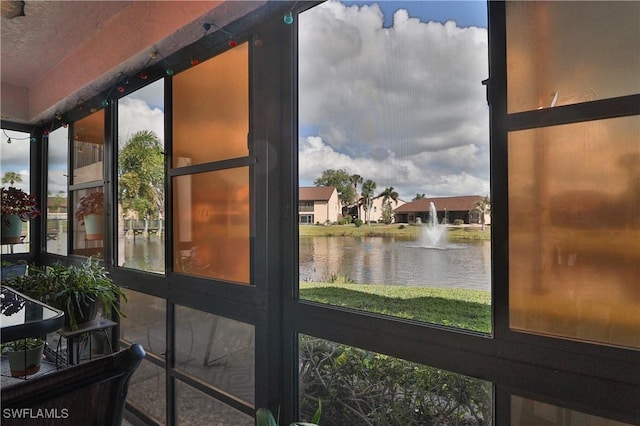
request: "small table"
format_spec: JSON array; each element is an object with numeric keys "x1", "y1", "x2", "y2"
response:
[
  {"x1": 56, "y1": 319, "x2": 117, "y2": 365},
  {"x1": 0, "y1": 286, "x2": 65, "y2": 343}
]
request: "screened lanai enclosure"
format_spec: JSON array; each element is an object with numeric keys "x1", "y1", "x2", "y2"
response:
[{"x1": 1, "y1": 1, "x2": 638, "y2": 425}]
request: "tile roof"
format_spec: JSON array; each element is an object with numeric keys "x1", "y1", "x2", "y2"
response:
[
  {"x1": 299, "y1": 186, "x2": 337, "y2": 201},
  {"x1": 394, "y1": 195, "x2": 485, "y2": 212}
]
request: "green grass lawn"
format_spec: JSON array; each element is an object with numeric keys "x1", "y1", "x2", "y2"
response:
[
  {"x1": 300, "y1": 283, "x2": 491, "y2": 333},
  {"x1": 299, "y1": 223, "x2": 490, "y2": 241}
]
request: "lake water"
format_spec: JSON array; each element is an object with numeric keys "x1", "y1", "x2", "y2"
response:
[
  {"x1": 45, "y1": 233, "x2": 491, "y2": 291},
  {"x1": 300, "y1": 236, "x2": 491, "y2": 291}
]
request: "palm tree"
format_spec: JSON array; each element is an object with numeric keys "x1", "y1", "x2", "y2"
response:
[
  {"x1": 360, "y1": 179, "x2": 377, "y2": 225},
  {"x1": 412, "y1": 193, "x2": 426, "y2": 201},
  {"x1": 118, "y1": 130, "x2": 164, "y2": 221},
  {"x1": 2, "y1": 172, "x2": 22, "y2": 186},
  {"x1": 350, "y1": 174, "x2": 363, "y2": 218},
  {"x1": 475, "y1": 196, "x2": 491, "y2": 230},
  {"x1": 377, "y1": 187, "x2": 399, "y2": 224}
]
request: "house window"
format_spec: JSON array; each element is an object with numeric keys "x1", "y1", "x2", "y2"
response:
[{"x1": 299, "y1": 214, "x2": 314, "y2": 224}]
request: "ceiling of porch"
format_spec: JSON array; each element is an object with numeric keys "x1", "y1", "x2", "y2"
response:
[{"x1": 1, "y1": 0, "x2": 265, "y2": 126}]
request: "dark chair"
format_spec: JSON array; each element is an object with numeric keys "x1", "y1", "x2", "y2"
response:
[{"x1": 1, "y1": 343, "x2": 145, "y2": 426}]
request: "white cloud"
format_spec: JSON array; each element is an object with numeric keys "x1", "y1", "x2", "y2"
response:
[
  {"x1": 299, "y1": 1, "x2": 489, "y2": 200},
  {"x1": 118, "y1": 98, "x2": 165, "y2": 146}
]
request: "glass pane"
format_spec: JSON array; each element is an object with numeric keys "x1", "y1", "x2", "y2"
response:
[
  {"x1": 117, "y1": 80, "x2": 165, "y2": 273},
  {"x1": 511, "y1": 395, "x2": 632, "y2": 426},
  {"x1": 173, "y1": 168, "x2": 250, "y2": 284},
  {"x1": 299, "y1": 335, "x2": 494, "y2": 425},
  {"x1": 72, "y1": 110, "x2": 104, "y2": 184},
  {"x1": 176, "y1": 380, "x2": 253, "y2": 426},
  {"x1": 71, "y1": 188, "x2": 104, "y2": 258},
  {"x1": 508, "y1": 116, "x2": 640, "y2": 348},
  {"x1": 506, "y1": 1, "x2": 640, "y2": 113},
  {"x1": 120, "y1": 289, "x2": 166, "y2": 358},
  {"x1": 298, "y1": 1, "x2": 491, "y2": 331},
  {"x1": 46, "y1": 126, "x2": 69, "y2": 255},
  {"x1": 175, "y1": 305, "x2": 255, "y2": 405},
  {"x1": 1, "y1": 129, "x2": 33, "y2": 254},
  {"x1": 172, "y1": 43, "x2": 249, "y2": 167},
  {"x1": 128, "y1": 359, "x2": 166, "y2": 424}
]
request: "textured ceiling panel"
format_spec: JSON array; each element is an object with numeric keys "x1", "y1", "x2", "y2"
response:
[
  {"x1": 1, "y1": 1, "x2": 132, "y2": 87},
  {"x1": 0, "y1": 1, "x2": 265, "y2": 125}
]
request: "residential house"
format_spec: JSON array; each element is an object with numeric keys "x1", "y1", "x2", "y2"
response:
[
  {"x1": 298, "y1": 186, "x2": 340, "y2": 224},
  {"x1": 394, "y1": 195, "x2": 490, "y2": 225}
]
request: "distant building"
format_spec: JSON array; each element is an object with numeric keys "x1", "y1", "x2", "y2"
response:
[
  {"x1": 298, "y1": 186, "x2": 341, "y2": 224},
  {"x1": 355, "y1": 197, "x2": 406, "y2": 223},
  {"x1": 394, "y1": 195, "x2": 490, "y2": 225}
]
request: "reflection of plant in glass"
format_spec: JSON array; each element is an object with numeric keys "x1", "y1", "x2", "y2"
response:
[
  {"x1": 75, "y1": 191, "x2": 104, "y2": 224},
  {"x1": 1, "y1": 186, "x2": 41, "y2": 225},
  {"x1": 0, "y1": 286, "x2": 25, "y2": 317}
]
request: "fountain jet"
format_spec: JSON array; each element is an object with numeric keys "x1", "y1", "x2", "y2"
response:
[{"x1": 420, "y1": 202, "x2": 447, "y2": 247}]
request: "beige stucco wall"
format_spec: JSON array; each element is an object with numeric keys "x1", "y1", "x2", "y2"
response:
[{"x1": 312, "y1": 189, "x2": 340, "y2": 224}]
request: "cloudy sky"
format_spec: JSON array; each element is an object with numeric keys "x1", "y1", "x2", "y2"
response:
[
  {"x1": 298, "y1": 0, "x2": 489, "y2": 201},
  {"x1": 1, "y1": 129, "x2": 33, "y2": 193},
  {"x1": 2, "y1": 1, "x2": 489, "y2": 203}
]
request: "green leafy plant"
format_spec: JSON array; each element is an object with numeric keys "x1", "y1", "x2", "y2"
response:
[
  {"x1": 1, "y1": 186, "x2": 41, "y2": 225},
  {"x1": 256, "y1": 400, "x2": 321, "y2": 426},
  {"x1": 75, "y1": 191, "x2": 104, "y2": 224},
  {"x1": 298, "y1": 337, "x2": 492, "y2": 425},
  {"x1": 1, "y1": 338, "x2": 44, "y2": 354},
  {"x1": 3, "y1": 257, "x2": 126, "y2": 330}
]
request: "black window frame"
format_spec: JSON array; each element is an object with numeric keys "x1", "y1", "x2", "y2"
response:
[{"x1": 6, "y1": 1, "x2": 638, "y2": 425}]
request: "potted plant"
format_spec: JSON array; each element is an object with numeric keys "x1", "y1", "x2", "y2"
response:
[
  {"x1": 1, "y1": 186, "x2": 41, "y2": 244},
  {"x1": 2, "y1": 338, "x2": 45, "y2": 377},
  {"x1": 75, "y1": 191, "x2": 104, "y2": 240},
  {"x1": 3, "y1": 257, "x2": 127, "y2": 330}
]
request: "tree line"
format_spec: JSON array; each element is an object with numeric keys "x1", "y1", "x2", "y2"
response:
[
  {"x1": 313, "y1": 168, "x2": 490, "y2": 226},
  {"x1": 313, "y1": 168, "x2": 404, "y2": 224}
]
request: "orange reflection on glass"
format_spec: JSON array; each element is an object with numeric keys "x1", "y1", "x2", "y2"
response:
[
  {"x1": 508, "y1": 116, "x2": 640, "y2": 348},
  {"x1": 173, "y1": 167, "x2": 250, "y2": 284},
  {"x1": 172, "y1": 43, "x2": 249, "y2": 167},
  {"x1": 73, "y1": 110, "x2": 104, "y2": 184},
  {"x1": 511, "y1": 396, "x2": 629, "y2": 425},
  {"x1": 506, "y1": 1, "x2": 640, "y2": 113}
]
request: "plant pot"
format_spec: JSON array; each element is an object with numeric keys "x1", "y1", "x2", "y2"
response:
[
  {"x1": 83, "y1": 214, "x2": 104, "y2": 241},
  {"x1": 1, "y1": 214, "x2": 23, "y2": 244},
  {"x1": 7, "y1": 342, "x2": 45, "y2": 377},
  {"x1": 63, "y1": 299, "x2": 101, "y2": 330}
]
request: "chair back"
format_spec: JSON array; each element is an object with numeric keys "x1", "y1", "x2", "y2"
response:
[{"x1": 1, "y1": 344, "x2": 145, "y2": 426}]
